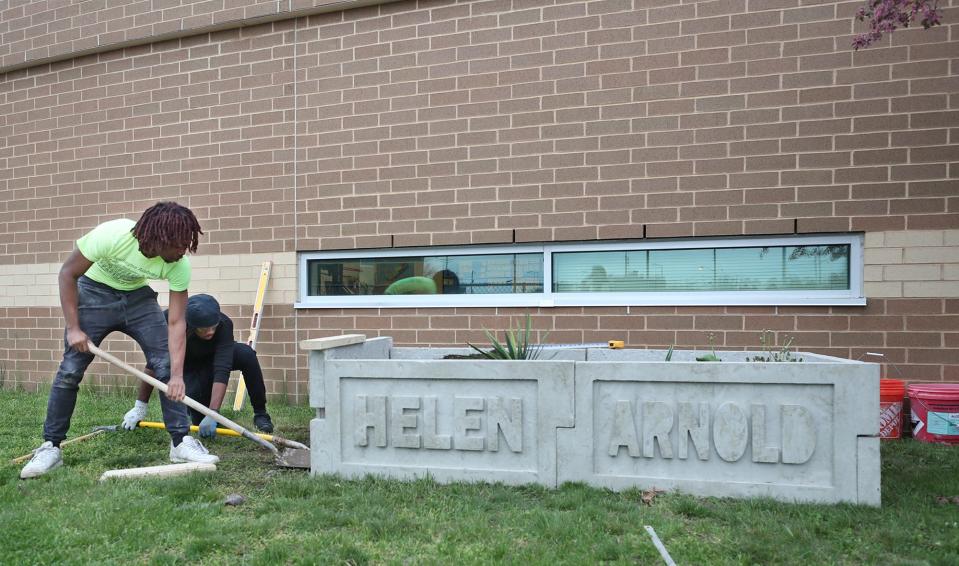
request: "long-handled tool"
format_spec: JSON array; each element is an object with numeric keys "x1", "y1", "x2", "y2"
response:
[
  {"x1": 92, "y1": 342, "x2": 311, "y2": 468},
  {"x1": 11, "y1": 426, "x2": 113, "y2": 464},
  {"x1": 87, "y1": 423, "x2": 310, "y2": 452},
  {"x1": 136, "y1": 421, "x2": 309, "y2": 450},
  {"x1": 89, "y1": 342, "x2": 277, "y2": 454}
]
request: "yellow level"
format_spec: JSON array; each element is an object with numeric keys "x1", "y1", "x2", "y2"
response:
[
  {"x1": 540, "y1": 340, "x2": 625, "y2": 349},
  {"x1": 232, "y1": 261, "x2": 271, "y2": 411}
]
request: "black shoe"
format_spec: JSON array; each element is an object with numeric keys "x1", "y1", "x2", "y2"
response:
[{"x1": 253, "y1": 412, "x2": 274, "y2": 433}]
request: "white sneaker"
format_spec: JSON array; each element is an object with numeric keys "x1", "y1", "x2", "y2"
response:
[
  {"x1": 169, "y1": 436, "x2": 220, "y2": 464},
  {"x1": 20, "y1": 441, "x2": 63, "y2": 479}
]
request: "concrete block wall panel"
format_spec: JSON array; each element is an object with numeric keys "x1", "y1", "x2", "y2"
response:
[
  {"x1": 0, "y1": 1, "x2": 957, "y2": 400},
  {"x1": 308, "y1": 340, "x2": 880, "y2": 505},
  {"x1": 558, "y1": 357, "x2": 880, "y2": 505},
  {"x1": 313, "y1": 358, "x2": 576, "y2": 487}
]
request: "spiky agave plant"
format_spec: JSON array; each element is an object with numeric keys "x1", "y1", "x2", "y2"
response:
[{"x1": 467, "y1": 314, "x2": 547, "y2": 360}]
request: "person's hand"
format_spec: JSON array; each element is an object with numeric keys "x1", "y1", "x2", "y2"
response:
[
  {"x1": 121, "y1": 400, "x2": 149, "y2": 430},
  {"x1": 199, "y1": 415, "x2": 218, "y2": 438},
  {"x1": 166, "y1": 377, "x2": 185, "y2": 402},
  {"x1": 66, "y1": 328, "x2": 90, "y2": 353}
]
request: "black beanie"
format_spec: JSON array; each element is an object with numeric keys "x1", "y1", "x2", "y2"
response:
[{"x1": 186, "y1": 294, "x2": 220, "y2": 328}]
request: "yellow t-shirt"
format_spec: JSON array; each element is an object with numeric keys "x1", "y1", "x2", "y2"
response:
[{"x1": 76, "y1": 219, "x2": 191, "y2": 292}]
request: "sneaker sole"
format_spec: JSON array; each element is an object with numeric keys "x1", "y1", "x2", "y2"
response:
[
  {"x1": 20, "y1": 459, "x2": 62, "y2": 479},
  {"x1": 170, "y1": 455, "x2": 220, "y2": 464}
]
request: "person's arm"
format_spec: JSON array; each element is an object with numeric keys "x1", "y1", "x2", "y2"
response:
[
  {"x1": 135, "y1": 376, "x2": 153, "y2": 402},
  {"x1": 59, "y1": 249, "x2": 94, "y2": 352},
  {"x1": 198, "y1": 317, "x2": 234, "y2": 436},
  {"x1": 198, "y1": 379, "x2": 229, "y2": 437},
  {"x1": 207, "y1": 317, "x2": 235, "y2": 411},
  {"x1": 166, "y1": 290, "x2": 188, "y2": 402},
  {"x1": 208, "y1": 382, "x2": 228, "y2": 412}
]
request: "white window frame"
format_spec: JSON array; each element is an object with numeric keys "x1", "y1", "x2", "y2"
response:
[{"x1": 296, "y1": 233, "x2": 865, "y2": 309}]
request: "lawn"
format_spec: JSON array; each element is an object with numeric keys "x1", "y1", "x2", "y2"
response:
[{"x1": 2, "y1": 388, "x2": 957, "y2": 565}]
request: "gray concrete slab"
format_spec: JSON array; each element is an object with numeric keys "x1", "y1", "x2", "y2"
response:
[
  {"x1": 304, "y1": 337, "x2": 880, "y2": 506},
  {"x1": 309, "y1": 337, "x2": 392, "y2": 414},
  {"x1": 557, "y1": 360, "x2": 880, "y2": 505},
  {"x1": 312, "y1": 359, "x2": 574, "y2": 487}
]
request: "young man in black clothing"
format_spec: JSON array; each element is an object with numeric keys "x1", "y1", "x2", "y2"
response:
[{"x1": 121, "y1": 294, "x2": 274, "y2": 436}]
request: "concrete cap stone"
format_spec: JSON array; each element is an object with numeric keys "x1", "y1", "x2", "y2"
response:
[{"x1": 300, "y1": 334, "x2": 366, "y2": 351}]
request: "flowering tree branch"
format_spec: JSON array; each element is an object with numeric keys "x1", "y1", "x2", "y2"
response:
[{"x1": 853, "y1": 0, "x2": 943, "y2": 49}]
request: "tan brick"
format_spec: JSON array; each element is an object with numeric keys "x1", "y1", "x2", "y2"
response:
[
  {"x1": 904, "y1": 247, "x2": 959, "y2": 264},
  {"x1": 865, "y1": 247, "x2": 904, "y2": 264},
  {"x1": 885, "y1": 264, "x2": 942, "y2": 281}
]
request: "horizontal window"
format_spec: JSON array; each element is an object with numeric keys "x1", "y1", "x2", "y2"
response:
[
  {"x1": 306, "y1": 253, "x2": 544, "y2": 297},
  {"x1": 552, "y1": 245, "x2": 850, "y2": 293},
  {"x1": 297, "y1": 234, "x2": 864, "y2": 308}
]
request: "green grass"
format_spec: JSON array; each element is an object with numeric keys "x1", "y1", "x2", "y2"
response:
[{"x1": 2, "y1": 389, "x2": 958, "y2": 565}]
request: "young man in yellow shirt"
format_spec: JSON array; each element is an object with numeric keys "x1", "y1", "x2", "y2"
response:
[{"x1": 20, "y1": 202, "x2": 219, "y2": 479}]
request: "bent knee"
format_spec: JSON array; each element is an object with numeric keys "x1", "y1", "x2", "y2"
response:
[
  {"x1": 147, "y1": 355, "x2": 171, "y2": 381},
  {"x1": 235, "y1": 342, "x2": 255, "y2": 357},
  {"x1": 53, "y1": 355, "x2": 93, "y2": 390},
  {"x1": 53, "y1": 369, "x2": 84, "y2": 391},
  {"x1": 233, "y1": 343, "x2": 259, "y2": 364}
]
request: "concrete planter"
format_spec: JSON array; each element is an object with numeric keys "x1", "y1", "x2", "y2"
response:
[{"x1": 303, "y1": 336, "x2": 880, "y2": 506}]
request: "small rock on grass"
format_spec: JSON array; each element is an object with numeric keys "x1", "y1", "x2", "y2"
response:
[{"x1": 225, "y1": 493, "x2": 246, "y2": 506}]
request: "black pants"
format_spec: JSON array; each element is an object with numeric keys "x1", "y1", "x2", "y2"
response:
[
  {"x1": 45, "y1": 277, "x2": 190, "y2": 444},
  {"x1": 184, "y1": 342, "x2": 268, "y2": 425}
]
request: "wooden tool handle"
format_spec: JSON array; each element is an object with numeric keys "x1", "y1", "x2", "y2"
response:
[
  {"x1": 88, "y1": 343, "x2": 279, "y2": 455},
  {"x1": 10, "y1": 429, "x2": 107, "y2": 464}
]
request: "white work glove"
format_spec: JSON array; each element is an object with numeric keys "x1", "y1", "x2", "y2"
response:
[{"x1": 121, "y1": 400, "x2": 149, "y2": 430}]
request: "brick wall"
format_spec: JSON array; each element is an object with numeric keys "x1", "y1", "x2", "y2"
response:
[
  {"x1": 0, "y1": 0, "x2": 957, "y2": 401},
  {"x1": 0, "y1": 1, "x2": 398, "y2": 71}
]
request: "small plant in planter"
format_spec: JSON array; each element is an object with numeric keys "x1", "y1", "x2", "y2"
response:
[
  {"x1": 453, "y1": 314, "x2": 548, "y2": 361},
  {"x1": 695, "y1": 333, "x2": 722, "y2": 362},
  {"x1": 749, "y1": 330, "x2": 804, "y2": 363}
]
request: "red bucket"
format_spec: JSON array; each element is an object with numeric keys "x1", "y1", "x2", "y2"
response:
[
  {"x1": 908, "y1": 384, "x2": 959, "y2": 445},
  {"x1": 879, "y1": 379, "x2": 906, "y2": 439}
]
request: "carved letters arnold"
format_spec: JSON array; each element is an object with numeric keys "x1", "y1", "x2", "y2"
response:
[{"x1": 608, "y1": 401, "x2": 816, "y2": 464}]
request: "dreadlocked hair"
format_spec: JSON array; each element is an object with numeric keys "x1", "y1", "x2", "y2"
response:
[{"x1": 132, "y1": 202, "x2": 203, "y2": 258}]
